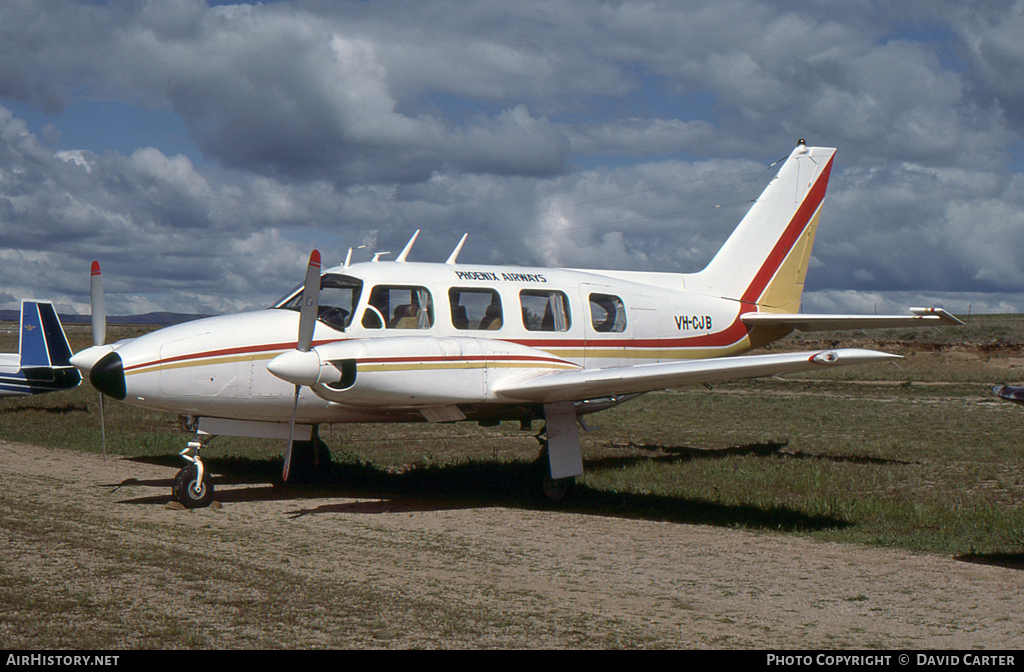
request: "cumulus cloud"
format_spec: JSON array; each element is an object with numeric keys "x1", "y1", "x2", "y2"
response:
[
  {"x1": 0, "y1": 0, "x2": 1023, "y2": 316},
  {"x1": 565, "y1": 118, "x2": 718, "y2": 158},
  {"x1": 955, "y1": 2, "x2": 1024, "y2": 132}
]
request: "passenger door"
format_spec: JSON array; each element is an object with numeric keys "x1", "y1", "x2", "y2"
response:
[{"x1": 578, "y1": 284, "x2": 631, "y2": 369}]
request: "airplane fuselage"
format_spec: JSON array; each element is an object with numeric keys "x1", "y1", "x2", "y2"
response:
[{"x1": 94, "y1": 260, "x2": 770, "y2": 425}]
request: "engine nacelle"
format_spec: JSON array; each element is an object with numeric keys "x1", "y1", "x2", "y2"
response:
[{"x1": 271, "y1": 336, "x2": 578, "y2": 407}]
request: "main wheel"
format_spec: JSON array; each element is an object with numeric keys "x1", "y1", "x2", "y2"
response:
[
  {"x1": 542, "y1": 474, "x2": 573, "y2": 502},
  {"x1": 534, "y1": 444, "x2": 574, "y2": 503},
  {"x1": 172, "y1": 464, "x2": 214, "y2": 509}
]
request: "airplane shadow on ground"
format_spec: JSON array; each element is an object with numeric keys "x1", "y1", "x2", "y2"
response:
[
  {"x1": 107, "y1": 441, "x2": 862, "y2": 533},
  {"x1": 589, "y1": 440, "x2": 910, "y2": 470},
  {"x1": 0, "y1": 403, "x2": 90, "y2": 415},
  {"x1": 954, "y1": 553, "x2": 1024, "y2": 572}
]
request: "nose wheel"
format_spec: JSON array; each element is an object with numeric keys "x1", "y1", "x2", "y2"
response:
[{"x1": 173, "y1": 440, "x2": 214, "y2": 508}]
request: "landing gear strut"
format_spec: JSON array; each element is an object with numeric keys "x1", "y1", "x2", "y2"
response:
[
  {"x1": 535, "y1": 427, "x2": 574, "y2": 502},
  {"x1": 173, "y1": 439, "x2": 214, "y2": 508}
]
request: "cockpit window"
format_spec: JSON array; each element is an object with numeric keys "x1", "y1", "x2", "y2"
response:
[{"x1": 274, "y1": 273, "x2": 363, "y2": 331}]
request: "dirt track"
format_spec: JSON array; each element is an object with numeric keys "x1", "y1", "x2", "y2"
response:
[{"x1": 2, "y1": 439, "x2": 1023, "y2": 649}]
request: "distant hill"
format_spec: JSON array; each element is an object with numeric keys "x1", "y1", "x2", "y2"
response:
[{"x1": 0, "y1": 310, "x2": 210, "y2": 326}]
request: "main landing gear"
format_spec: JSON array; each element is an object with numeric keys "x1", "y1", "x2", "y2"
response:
[
  {"x1": 535, "y1": 426, "x2": 574, "y2": 503},
  {"x1": 173, "y1": 439, "x2": 214, "y2": 508}
]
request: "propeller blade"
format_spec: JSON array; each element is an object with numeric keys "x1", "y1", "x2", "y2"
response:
[
  {"x1": 90, "y1": 261, "x2": 108, "y2": 460},
  {"x1": 297, "y1": 250, "x2": 321, "y2": 353},
  {"x1": 90, "y1": 261, "x2": 106, "y2": 347},
  {"x1": 284, "y1": 249, "x2": 321, "y2": 482},
  {"x1": 283, "y1": 385, "x2": 300, "y2": 482},
  {"x1": 99, "y1": 393, "x2": 106, "y2": 461}
]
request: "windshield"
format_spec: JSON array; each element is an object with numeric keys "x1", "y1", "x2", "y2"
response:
[{"x1": 274, "y1": 273, "x2": 363, "y2": 331}]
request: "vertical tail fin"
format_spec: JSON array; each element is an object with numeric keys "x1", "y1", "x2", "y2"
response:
[
  {"x1": 686, "y1": 142, "x2": 836, "y2": 313},
  {"x1": 18, "y1": 301, "x2": 50, "y2": 368},
  {"x1": 19, "y1": 301, "x2": 74, "y2": 369}
]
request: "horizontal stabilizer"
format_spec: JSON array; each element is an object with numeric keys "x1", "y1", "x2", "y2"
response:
[
  {"x1": 493, "y1": 348, "x2": 900, "y2": 404},
  {"x1": 993, "y1": 385, "x2": 1024, "y2": 405},
  {"x1": 741, "y1": 307, "x2": 964, "y2": 332}
]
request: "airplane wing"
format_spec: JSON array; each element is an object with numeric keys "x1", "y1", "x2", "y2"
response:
[
  {"x1": 741, "y1": 307, "x2": 963, "y2": 332},
  {"x1": 493, "y1": 348, "x2": 899, "y2": 404}
]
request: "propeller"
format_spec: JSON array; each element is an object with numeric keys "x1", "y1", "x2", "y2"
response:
[
  {"x1": 282, "y1": 250, "x2": 321, "y2": 482},
  {"x1": 90, "y1": 261, "x2": 106, "y2": 347},
  {"x1": 90, "y1": 261, "x2": 107, "y2": 459}
]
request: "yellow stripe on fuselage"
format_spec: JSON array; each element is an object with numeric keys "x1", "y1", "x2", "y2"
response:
[
  {"x1": 357, "y1": 361, "x2": 578, "y2": 373},
  {"x1": 126, "y1": 351, "x2": 280, "y2": 377},
  {"x1": 546, "y1": 339, "x2": 752, "y2": 361},
  {"x1": 125, "y1": 338, "x2": 754, "y2": 377}
]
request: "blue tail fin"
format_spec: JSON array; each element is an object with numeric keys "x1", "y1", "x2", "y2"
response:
[{"x1": 19, "y1": 301, "x2": 74, "y2": 368}]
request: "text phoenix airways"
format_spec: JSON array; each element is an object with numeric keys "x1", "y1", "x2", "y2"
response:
[
  {"x1": 67, "y1": 141, "x2": 964, "y2": 508},
  {"x1": 454, "y1": 270, "x2": 548, "y2": 283}
]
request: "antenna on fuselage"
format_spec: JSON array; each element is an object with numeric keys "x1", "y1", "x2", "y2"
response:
[
  {"x1": 344, "y1": 245, "x2": 367, "y2": 269},
  {"x1": 445, "y1": 233, "x2": 468, "y2": 265},
  {"x1": 396, "y1": 229, "x2": 420, "y2": 263},
  {"x1": 371, "y1": 252, "x2": 391, "y2": 262}
]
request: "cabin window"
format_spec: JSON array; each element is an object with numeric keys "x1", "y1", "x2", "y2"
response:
[
  {"x1": 274, "y1": 274, "x2": 363, "y2": 331},
  {"x1": 449, "y1": 288, "x2": 503, "y2": 330},
  {"x1": 520, "y1": 290, "x2": 571, "y2": 332},
  {"x1": 361, "y1": 285, "x2": 434, "y2": 330},
  {"x1": 589, "y1": 293, "x2": 627, "y2": 333}
]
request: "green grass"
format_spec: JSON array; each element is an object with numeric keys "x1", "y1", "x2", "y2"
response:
[{"x1": 3, "y1": 318, "x2": 1024, "y2": 558}]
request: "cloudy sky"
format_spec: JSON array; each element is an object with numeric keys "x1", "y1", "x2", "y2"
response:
[{"x1": 1, "y1": 0, "x2": 1023, "y2": 317}]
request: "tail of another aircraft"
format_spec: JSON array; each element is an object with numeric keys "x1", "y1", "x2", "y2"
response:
[
  {"x1": 0, "y1": 301, "x2": 79, "y2": 397},
  {"x1": 685, "y1": 141, "x2": 836, "y2": 314},
  {"x1": 19, "y1": 300, "x2": 75, "y2": 369}
]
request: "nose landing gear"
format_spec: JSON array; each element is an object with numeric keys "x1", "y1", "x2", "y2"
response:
[{"x1": 173, "y1": 440, "x2": 214, "y2": 508}]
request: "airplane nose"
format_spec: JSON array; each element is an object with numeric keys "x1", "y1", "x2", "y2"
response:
[{"x1": 90, "y1": 351, "x2": 126, "y2": 400}]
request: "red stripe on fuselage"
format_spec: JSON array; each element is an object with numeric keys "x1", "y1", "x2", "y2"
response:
[
  {"x1": 740, "y1": 154, "x2": 833, "y2": 306},
  {"x1": 358, "y1": 354, "x2": 575, "y2": 366},
  {"x1": 122, "y1": 338, "x2": 344, "y2": 373}
]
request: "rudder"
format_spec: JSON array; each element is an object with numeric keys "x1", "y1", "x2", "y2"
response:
[
  {"x1": 18, "y1": 301, "x2": 50, "y2": 368},
  {"x1": 686, "y1": 141, "x2": 836, "y2": 313},
  {"x1": 19, "y1": 301, "x2": 74, "y2": 368}
]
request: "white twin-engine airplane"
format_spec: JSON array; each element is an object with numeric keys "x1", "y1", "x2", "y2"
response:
[{"x1": 70, "y1": 142, "x2": 962, "y2": 508}]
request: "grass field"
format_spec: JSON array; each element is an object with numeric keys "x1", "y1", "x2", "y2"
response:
[{"x1": 3, "y1": 316, "x2": 1024, "y2": 559}]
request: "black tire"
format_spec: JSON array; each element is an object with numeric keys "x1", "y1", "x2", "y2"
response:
[
  {"x1": 542, "y1": 474, "x2": 573, "y2": 502},
  {"x1": 533, "y1": 445, "x2": 574, "y2": 503},
  {"x1": 172, "y1": 464, "x2": 214, "y2": 509}
]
